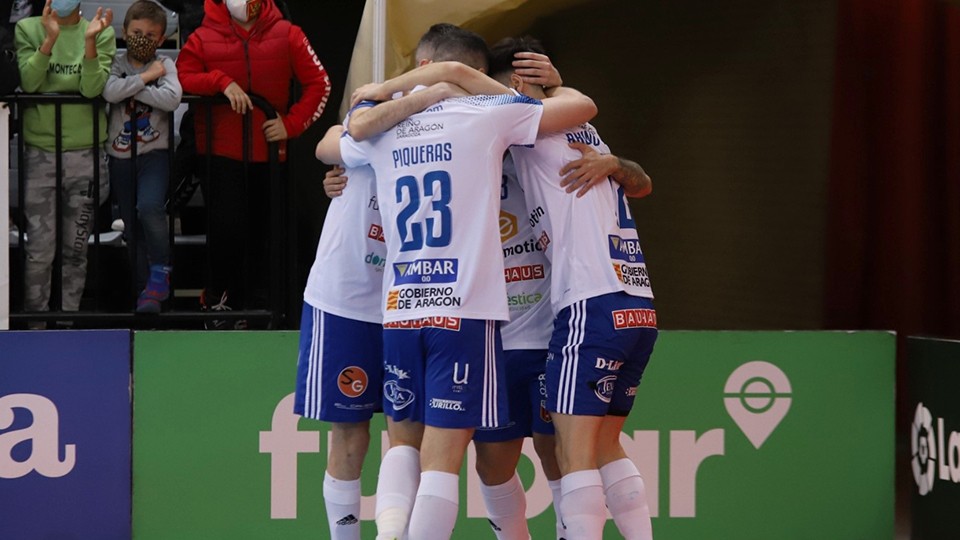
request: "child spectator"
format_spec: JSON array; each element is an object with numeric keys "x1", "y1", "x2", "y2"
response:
[
  {"x1": 176, "y1": 0, "x2": 330, "y2": 327},
  {"x1": 102, "y1": 0, "x2": 182, "y2": 313},
  {"x1": 15, "y1": 0, "x2": 115, "y2": 327}
]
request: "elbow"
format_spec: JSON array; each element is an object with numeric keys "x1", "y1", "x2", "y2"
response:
[
  {"x1": 347, "y1": 122, "x2": 371, "y2": 142},
  {"x1": 580, "y1": 97, "x2": 598, "y2": 123},
  {"x1": 627, "y1": 175, "x2": 652, "y2": 198}
]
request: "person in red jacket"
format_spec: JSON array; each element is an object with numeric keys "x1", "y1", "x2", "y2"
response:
[{"x1": 176, "y1": 0, "x2": 330, "y2": 326}]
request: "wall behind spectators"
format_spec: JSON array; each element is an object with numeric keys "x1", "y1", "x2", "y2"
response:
[
  {"x1": 288, "y1": 0, "x2": 838, "y2": 331},
  {"x1": 521, "y1": 0, "x2": 838, "y2": 330}
]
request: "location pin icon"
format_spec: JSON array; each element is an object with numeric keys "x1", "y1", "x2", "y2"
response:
[{"x1": 724, "y1": 361, "x2": 792, "y2": 449}]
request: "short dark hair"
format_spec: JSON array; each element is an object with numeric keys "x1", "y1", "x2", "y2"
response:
[
  {"x1": 431, "y1": 26, "x2": 490, "y2": 71},
  {"x1": 416, "y1": 23, "x2": 460, "y2": 61},
  {"x1": 124, "y1": 0, "x2": 168, "y2": 35},
  {"x1": 488, "y1": 36, "x2": 547, "y2": 79}
]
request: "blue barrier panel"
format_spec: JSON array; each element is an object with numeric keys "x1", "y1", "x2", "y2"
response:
[{"x1": 0, "y1": 330, "x2": 131, "y2": 539}]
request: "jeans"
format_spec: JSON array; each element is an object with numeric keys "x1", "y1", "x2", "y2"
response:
[{"x1": 109, "y1": 150, "x2": 170, "y2": 288}]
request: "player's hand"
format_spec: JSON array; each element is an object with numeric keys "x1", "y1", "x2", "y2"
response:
[
  {"x1": 323, "y1": 166, "x2": 347, "y2": 198},
  {"x1": 223, "y1": 82, "x2": 253, "y2": 114},
  {"x1": 262, "y1": 116, "x2": 288, "y2": 142},
  {"x1": 350, "y1": 82, "x2": 388, "y2": 108},
  {"x1": 84, "y1": 7, "x2": 114, "y2": 40},
  {"x1": 40, "y1": 0, "x2": 60, "y2": 44},
  {"x1": 560, "y1": 142, "x2": 619, "y2": 197},
  {"x1": 513, "y1": 51, "x2": 562, "y2": 88}
]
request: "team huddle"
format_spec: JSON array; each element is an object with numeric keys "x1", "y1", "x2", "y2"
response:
[{"x1": 297, "y1": 23, "x2": 657, "y2": 540}]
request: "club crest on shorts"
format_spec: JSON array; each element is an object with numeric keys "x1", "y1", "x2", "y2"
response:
[
  {"x1": 338, "y1": 366, "x2": 369, "y2": 398},
  {"x1": 593, "y1": 375, "x2": 617, "y2": 403},
  {"x1": 384, "y1": 380, "x2": 415, "y2": 410}
]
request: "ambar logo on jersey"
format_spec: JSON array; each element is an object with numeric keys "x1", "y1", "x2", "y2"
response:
[
  {"x1": 609, "y1": 235, "x2": 644, "y2": 263},
  {"x1": 393, "y1": 258, "x2": 458, "y2": 285}
]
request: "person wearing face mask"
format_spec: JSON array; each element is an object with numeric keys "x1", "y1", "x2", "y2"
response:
[
  {"x1": 102, "y1": 0, "x2": 182, "y2": 313},
  {"x1": 14, "y1": 0, "x2": 115, "y2": 327},
  {"x1": 176, "y1": 0, "x2": 331, "y2": 327}
]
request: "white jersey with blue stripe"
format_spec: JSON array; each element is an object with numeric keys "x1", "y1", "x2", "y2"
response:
[
  {"x1": 340, "y1": 92, "x2": 544, "y2": 323},
  {"x1": 303, "y1": 165, "x2": 385, "y2": 324},
  {"x1": 509, "y1": 122, "x2": 654, "y2": 314},
  {"x1": 500, "y1": 154, "x2": 553, "y2": 350}
]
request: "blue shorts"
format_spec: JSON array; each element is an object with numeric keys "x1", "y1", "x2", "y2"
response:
[
  {"x1": 294, "y1": 302, "x2": 383, "y2": 422},
  {"x1": 474, "y1": 349, "x2": 554, "y2": 442},
  {"x1": 546, "y1": 293, "x2": 658, "y2": 417},
  {"x1": 382, "y1": 317, "x2": 508, "y2": 429}
]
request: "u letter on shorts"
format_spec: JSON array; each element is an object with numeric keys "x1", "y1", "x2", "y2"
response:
[
  {"x1": 294, "y1": 302, "x2": 384, "y2": 422},
  {"x1": 382, "y1": 318, "x2": 508, "y2": 429},
  {"x1": 546, "y1": 292, "x2": 658, "y2": 417}
]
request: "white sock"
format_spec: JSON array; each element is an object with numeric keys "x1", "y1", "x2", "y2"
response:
[
  {"x1": 408, "y1": 471, "x2": 459, "y2": 540},
  {"x1": 548, "y1": 479, "x2": 565, "y2": 539},
  {"x1": 600, "y1": 459, "x2": 652, "y2": 540},
  {"x1": 375, "y1": 446, "x2": 420, "y2": 540},
  {"x1": 324, "y1": 472, "x2": 361, "y2": 540},
  {"x1": 480, "y1": 473, "x2": 530, "y2": 540},
  {"x1": 559, "y1": 470, "x2": 606, "y2": 540}
]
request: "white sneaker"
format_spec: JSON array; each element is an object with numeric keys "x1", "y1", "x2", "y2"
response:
[{"x1": 111, "y1": 218, "x2": 125, "y2": 232}]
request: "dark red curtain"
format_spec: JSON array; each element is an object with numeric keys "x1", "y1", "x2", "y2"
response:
[{"x1": 826, "y1": 0, "x2": 960, "y2": 339}]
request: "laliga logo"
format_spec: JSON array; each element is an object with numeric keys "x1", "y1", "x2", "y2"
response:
[
  {"x1": 723, "y1": 361, "x2": 792, "y2": 448},
  {"x1": 912, "y1": 403, "x2": 936, "y2": 495},
  {"x1": 911, "y1": 402, "x2": 960, "y2": 496}
]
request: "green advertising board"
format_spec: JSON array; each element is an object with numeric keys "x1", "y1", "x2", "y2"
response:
[{"x1": 132, "y1": 331, "x2": 894, "y2": 539}]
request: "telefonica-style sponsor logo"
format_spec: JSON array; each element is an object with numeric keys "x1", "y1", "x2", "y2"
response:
[
  {"x1": 911, "y1": 402, "x2": 960, "y2": 496},
  {"x1": 723, "y1": 361, "x2": 792, "y2": 449},
  {"x1": 0, "y1": 394, "x2": 76, "y2": 479}
]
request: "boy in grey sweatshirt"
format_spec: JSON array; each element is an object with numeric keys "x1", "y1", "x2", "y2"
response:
[{"x1": 103, "y1": 0, "x2": 181, "y2": 312}]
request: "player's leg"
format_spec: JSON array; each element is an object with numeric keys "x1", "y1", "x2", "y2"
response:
[
  {"x1": 376, "y1": 325, "x2": 427, "y2": 540},
  {"x1": 323, "y1": 421, "x2": 370, "y2": 540},
  {"x1": 596, "y1": 317, "x2": 657, "y2": 540},
  {"x1": 376, "y1": 417, "x2": 424, "y2": 540},
  {"x1": 596, "y1": 416, "x2": 651, "y2": 540},
  {"x1": 475, "y1": 438, "x2": 527, "y2": 540},
  {"x1": 551, "y1": 412, "x2": 607, "y2": 540},
  {"x1": 532, "y1": 432, "x2": 564, "y2": 539},
  {"x1": 530, "y1": 363, "x2": 565, "y2": 539},
  {"x1": 546, "y1": 297, "x2": 627, "y2": 540},
  {"x1": 293, "y1": 303, "x2": 383, "y2": 540},
  {"x1": 473, "y1": 348, "x2": 541, "y2": 540},
  {"x1": 408, "y1": 319, "x2": 508, "y2": 540}
]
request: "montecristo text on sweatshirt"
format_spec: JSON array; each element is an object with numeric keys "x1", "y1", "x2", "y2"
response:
[{"x1": 14, "y1": 16, "x2": 116, "y2": 151}]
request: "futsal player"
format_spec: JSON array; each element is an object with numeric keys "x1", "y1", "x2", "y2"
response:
[{"x1": 316, "y1": 28, "x2": 598, "y2": 540}]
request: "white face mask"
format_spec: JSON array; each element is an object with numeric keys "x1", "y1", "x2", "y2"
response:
[{"x1": 225, "y1": 0, "x2": 262, "y2": 23}]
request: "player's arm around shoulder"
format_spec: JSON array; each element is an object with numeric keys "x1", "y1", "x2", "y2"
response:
[
  {"x1": 315, "y1": 124, "x2": 345, "y2": 165},
  {"x1": 559, "y1": 143, "x2": 652, "y2": 198},
  {"x1": 538, "y1": 86, "x2": 597, "y2": 135},
  {"x1": 346, "y1": 82, "x2": 467, "y2": 142}
]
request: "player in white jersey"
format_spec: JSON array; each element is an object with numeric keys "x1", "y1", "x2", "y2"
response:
[
  {"x1": 489, "y1": 37, "x2": 657, "y2": 540},
  {"x1": 317, "y1": 28, "x2": 598, "y2": 540},
  {"x1": 293, "y1": 164, "x2": 384, "y2": 540}
]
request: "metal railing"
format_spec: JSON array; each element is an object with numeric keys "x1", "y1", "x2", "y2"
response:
[{"x1": 1, "y1": 93, "x2": 295, "y2": 330}]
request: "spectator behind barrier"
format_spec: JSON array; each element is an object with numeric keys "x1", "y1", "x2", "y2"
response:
[
  {"x1": 176, "y1": 0, "x2": 330, "y2": 328},
  {"x1": 14, "y1": 0, "x2": 115, "y2": 327},
  {"x1": 102, "y1": 0, "x2": 182, "y2": 313}
]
